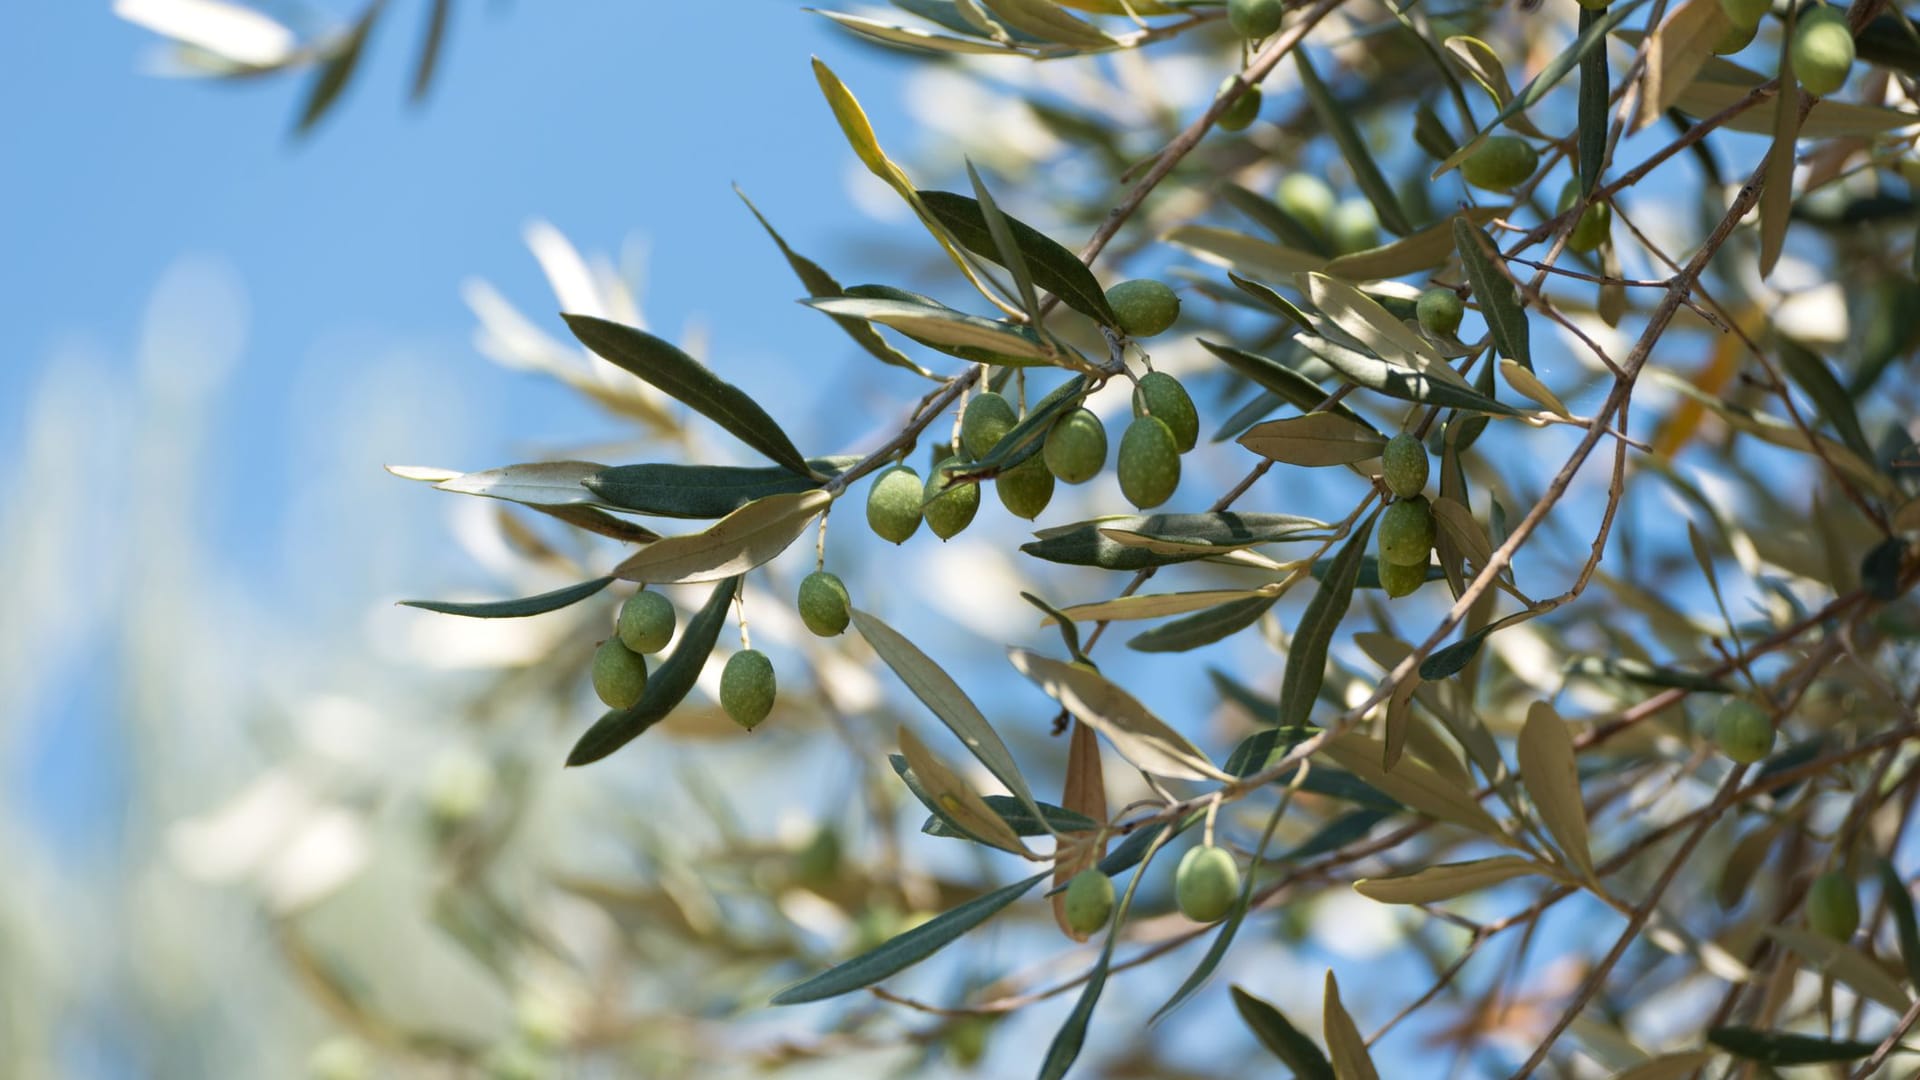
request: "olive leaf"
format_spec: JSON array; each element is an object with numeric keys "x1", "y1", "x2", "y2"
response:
[
  {"x1": 1198, "y1": 340, "x2": 1372, "y2": 427},
  {"x1": 1239, "y1": 413, "x2": 1390, "y2": 467},
  {"x1": 1303, "y1": 273, "x2": 1465, "y2": 387},
  {"x1": 1763, "y1": 926, "x2": 1913, "y2": 1012},
  {"x1": 1322, "y1": 208, "x2": 1504, "y2": 282},
  {"x1": 563, "y1": 314, "x2": 813, "y2": 476},
  {"x1": 586, "y1": 458, "x2": 855, "y2": 520},
  {"x1": 1320, "y1": 732, "x2": 1506, "y2": 837},
  {"x1": 610, "y1": 489, "x2": 831, "y2": 585},
  {"x1": 1758, "y1": 24, "x2": 1802, "y2": 279},
  {"x1": 1518, "y1": 701, "x2": 1596, "y2": 879},
  {"x1": 1707, "y1": 1027, "x2": 1880, "y2": 1065},
  {"x1": 897, "y1": 725, "x2": 1036, "y2": 858},
  {"x1": 1322, "y1": 971, "x2": 1381, "y2": 1080},
  {"x1": 1232, "y1": 987, "x2": 1335, "y2": 1078},
  {"x1": 769, "y1": 871, "x2": 1049, "y2": 1004},
  {"x1": 1296, "y1": 334, "x2": 1519, "y2": 415},
  {"x1": 803, "y1": 296, "x2": 1065, "y2": 365},
  {"x1": 852, "y1": 609, "x2": 1050, "y2": 830},
  {"x1": 1295, "y1": 51, "x2": 1412, "y2": 237},
  {"x1": 1009, "y1": 650, "x2": 1234, "y2": 782},
  {"x1": 1278, "y1": 512, "x2": 1376, "y2": 729},
  {"x1": 814, "y1": 10, "x2": 1020, "y2": 55},
  {"x1": 400, "y1": 576, "x2": 615, "y2": 618},
  {"x1": 917, "y1": 189, "x2": 1117, "y2": 324},
  {"x1": 1127, "y1": 594, "x2": 1279, "y2": 653},
  {"x1": 1576, "y1": 6, "x2": 1608, "y2": 193},
  {"x1": 567, "y1": 576, "x2": 739, "y2": 766},
  {"x1": 1355, "y1": 854, "x2": 1551, "y2": 903},
  {"x1": 734, "y1": 186, "x2": 932, "y2": 378},
  {"x1": 295, "y1": 3, "x2": 377, "y2": 135},
  {"x1": 1453, "y1": 218, "x2": 1532, "y2": 371}
]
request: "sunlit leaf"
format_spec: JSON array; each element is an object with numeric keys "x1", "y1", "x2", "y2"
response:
[
  {"x1": 1239, "y1": 413, "x2": 1390, "y2": 467},
  {"x1": 1320, "y1": 732, "x2": 1505, "y2": 836},
  {"x1": 1322, "y1": 971, "x2": 1381, "y2": 1080},
  {"x1": 586, "y1": 458, "x2": 854, "y2": 519},
  {"x1": 898, "y1": 726, "x2": 1035, "y2": 857},
  {"x1": 918, "y1": 189, "x2": 1117, "y2": 325},
  {"x1": 610, "y1": 490, "x2": 830, "y2": 585},
  {"x1": 1519, "y1": 701, "x2": 1595, "y2": 879},
  {"x1": 1296, "y1": 334, "x2": 1519, "y2": 415},
  {"x1": 1127, "y1": 594, "x2": 1279, "y2": 652},
  {"x1": 1010, "y1": 650, "x2": 1233, "y2": 782}
]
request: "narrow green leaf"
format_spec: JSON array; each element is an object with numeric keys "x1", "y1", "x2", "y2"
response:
[
  {"x1": 803, "y1": 296, "x2": 1066, "y2": 365},
  {"x1": 1577, "y1": 7, "x2": 1608, "y2": 194},
  {"x1": 1453, "y1": 218, "x2": 1532, "y2": 370},
  {"x1": 400, "y1": 576, "x2": 615, "y2": 618},
  {"x1": 1764, "y1": 926, "x2": 1913, "y2": 1011},
  {"x1": 922, "y1": 796, "x2": 1100, "y2": 839},
  {"x1": 964, "y1": 161, "x2": 1040, "y2": 322},
  {"x1": 1304, "y1": 274, "x2": 1467, "y2": 387},
  {"x1": 1419, "y1": 625, "x2": 1493, "y2": 680},
  {"x1": 295, "y1": 3, "x2": 378, "y2": 135},
  {"x1": 853, "y1": 608, "x2": 1049, "y2": 825},
  {"x1": 1226, "y1": 273, "x2": 1316, "y2": 328},
  {"x1": 1296, "y1": 334, "x2": 1519, "y2": 415},
  {"x1": 1564, "y1": 656, "x2": 1731, "y2": 692},
  {"x1": 409, "y1": 0, "x2": 451, "y2": 102},
  {"x1": 770, "y1": 872, "x2": 1048, "y2": 1004},
  {"x1": 1233, "y1": 986, "x2": 1335, "y2": 1079},
  {"x1": 1296, "y1": 52, "x2": 1412, "y2": 237},
  {"x1": 1278, "y1": 511, "x2": 1377, "y2": 729},
  {"x1": 1198, "y1": 340, "x2": 1371, "y2": 427},
  {"x1": 1759, "y1": 22, "x2": 1801, "y2": 279},
  {"x1": 1322, "y1": 208, "x2": 1505, "y2": 282},
  {"x1": 918, "y1": 190, "x2": 1116, "y2": 324},
  {"x1": 1355, "y1": 854, "x2": 1548, "y2": 903},
  {"x1": 1779, "y1": 338, "x2": 1875, "y2": 462},
  {"x1": 1127, "y1": 594, "x2": 1279, "y2": 653},
  {"x1": 1009, "y1": 650, "x2": 1232, "y2": 781},
  {"x1": 1879, "y1": 859, "x2": 1920, "y2": 990},
  {"x1": 563, "y1": 314, "x2": 812, "y2": 476},
  {"x1": 566, "y1": 577, "x2": 738, "y2": 766},
  {"x1": 1518, "y1": 702, "x2": 1595, "y2": 879},
  {"x1": 735, "y1": 187, "x2": 931, "y2": 377},
  {"x1": 586, "y1": 458, "x2": 854, "y2": 519},
  {"x1": 1706, "y1": 1027, "x2": 1880, "y2": 1065},
  {"x1": 1025, "y1": 512, "x2": 1327, "y2": 571},
  {"x1": 1322, "y1": 971, "x2": 1381, "y2": 1080},
  {"x1": 1239, "y1": 413, "x2": 1390, "y2": 467}
]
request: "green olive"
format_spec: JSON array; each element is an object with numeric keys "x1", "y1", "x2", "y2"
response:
[
  {"x1": 1381, "y1": 433, "x2": 1430, "y2": 499},
  {"x1": 1714, "y1": 700, "x2": 1775, "y2": 764},
  {"x1": 1807, "y1": 871, "x2": 1861, "y2": 941},
  {"x1": 591, "y1": 638, "x2": 648, "y2": 710},
  {"x1": 1063, "y1": 870, "x2": 1116, "y2": 936},
  {"x1": 1460, "y1": 135, "x2": 1540, "y2": 193},
  {"x1": 1228, "y1": 0, "x2": 1285, "y2": 38},
  {"x1": 797, "y1": 570, "x2": 851, "y2": 637},
  {"x1": 1792, "y1": 7, "x2": 1855, "y2": 97},
  {"x1": 1106, "y1": 279, "x2": 1181, "y2": 338},
  {"x1": 867, "y1": 465, "x2": 924, "y2": 544},
  {"x1": 1175, "y1": 845, "x2": 1240, "y2": 923},
  {"x1": 1329, "y1": 199, "x2": 1380, "y2": 255},
  {"x1": 616, "y1": 589, "x2": 676, "y2": 654},
  {"x1": 1044, "y1": 408, "x2": 1108, "y2": 484},
  {"x1": 1379, "y1": 557, "x2": 1428, "y2": 598},
  {"x1": 1378, "y1": 496, "x2": 1437, "y2": 567},
  {"x1": 960, "y1": 392, "x2": 1017, "y2": 460},
  {"x1": 1216, "y1": 79, "x2": 1262, "y2": 132},
  {"x1": 1131, "y1": 371, "x2": 1199, "y2": 453},
  {"x1": 923, "y1": 457, "x2": 981, "y2": 540},
  {"x1": 1416, "y1": 288, "x2": 1465, "y2": 339},
  {"x1": 1556, "y1": 181, "x2": 1613, "y2": 254},
  {"x1": 720, "y1": 649, "x2": 776, "y2": 730},
  {"x1": 1275, "y1": 174, "x2": 1336, "y2": 241},
  {"x1": 1117, "y1": 416, "x2": 1181, "y2": 509},
  {"x1": 996, "y1": 453, "x2": 1055, "y2": 520}
]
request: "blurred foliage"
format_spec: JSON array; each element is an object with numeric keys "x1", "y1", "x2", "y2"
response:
[{"x1": 90, "y1": 0, "x2": 1920, "y2": 1077}]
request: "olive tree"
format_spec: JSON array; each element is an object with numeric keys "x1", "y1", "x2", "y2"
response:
[{"x1": 125, "y1": 0, "x2": 1920, "y2": 1076}]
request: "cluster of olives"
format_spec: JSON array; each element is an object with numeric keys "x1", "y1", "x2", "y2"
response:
[
  {"x1": 1056, "y1": 841, "x2": 1243, "y2": 937},
  {"x1": 865, "y1": 279, "x2": 1199, "y2": 540},
  {"x1": 1375, "y1": 432, "x2": 1436, "y2": 598},
  {"x1": 591, "y1": 569, "x2": 856, "y2": 732},
  {"x1": 1277, "y1": 174, "x2": 1382, "y2": 256},
  {"x1": 1712, "y1": 0, "x2": 1855, "y2": 94}
]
